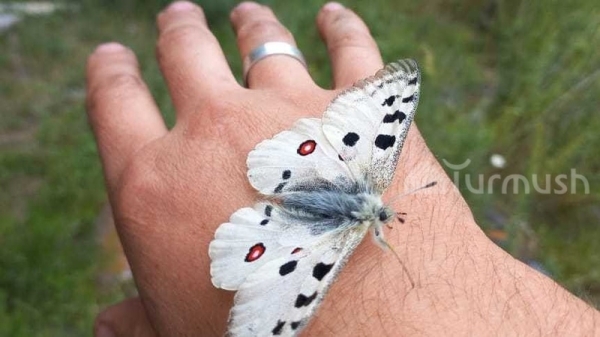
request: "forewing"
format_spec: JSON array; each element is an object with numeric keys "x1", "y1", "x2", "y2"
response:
[
  {"x1": 247, "y1": 118, "x2": 353, "y2": 196},
  {"x1": 322, "y1": 59, "x2": 420, "y2": 192},
  {"x1": 227, "y1": 227, "x2": 369, "y2": 337}
]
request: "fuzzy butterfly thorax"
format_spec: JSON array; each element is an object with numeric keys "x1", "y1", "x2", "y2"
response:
[
  {"x1": 209, "y1": 59, "x2": 421, "y2": 337},
  {"x1": 272, "y1": 178, "x2": 393, "y2": 235}
]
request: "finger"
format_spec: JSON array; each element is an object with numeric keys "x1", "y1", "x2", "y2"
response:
[
  {"x1": 86, "y1": 43, "x2": 167, "y2": 191},
  {"x1": 95, "y1": 297, "x2": 158, "y2": 337},
  {"x1": 156, "y1": 1, "x2": 237, "y2": 117},
  {"x1": 231, "y1": 2, "x2": 314, "y2": 89},
  {"x1": 317, "y1": 3, "x2": 384, "y2": 88}
]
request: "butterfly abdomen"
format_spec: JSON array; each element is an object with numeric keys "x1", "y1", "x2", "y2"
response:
[{"x1": 276, "y1": 181, "x2": 386, "y2": 235}]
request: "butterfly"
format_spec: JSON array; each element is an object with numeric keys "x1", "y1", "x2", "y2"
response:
[{"x1": 209, "y1": 59, "x2": 421, "y2": 337}]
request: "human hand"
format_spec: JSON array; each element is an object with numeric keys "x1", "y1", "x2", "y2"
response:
[{"x1": 87, "y1": 1, "x2": 599, "y2": 336}]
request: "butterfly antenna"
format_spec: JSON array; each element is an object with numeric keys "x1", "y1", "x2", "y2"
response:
[
  {"x1": 383, "y1": 240, "x2": 415, "y2": 288},
  {"x1": 387, "y1": 181, "x2": 437, "y2": 206}
]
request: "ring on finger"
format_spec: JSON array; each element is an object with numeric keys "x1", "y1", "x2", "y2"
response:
[{"x1": 242, "y1": 42, "x2": 307, "y2": 85}]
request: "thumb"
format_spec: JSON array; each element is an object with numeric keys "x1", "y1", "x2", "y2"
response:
[{"x1": 95, "y1": 297, "x2": 158, "y2": 337}]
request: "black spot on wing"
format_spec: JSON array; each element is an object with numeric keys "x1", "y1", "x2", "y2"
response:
[
  {"x1": 272, "y1": 320, "x2": 285, "y2": 335},
  {"x1": 375, "y1": 135, "x2": 396, "y2": 150},
  {"x1": 265, "y1": 205, "x2": 273, "y2": 217},
  {"x1": 408, "y1": 77, "x2": 418, "y2": 85},
  {"x1": 279, "y1": 260, "x2": 298, "y2": 276},
  {"x1": 260, "y1": 219, "x2": 269, "y2": 226},
  {"x1": 282, "y1": 170, "x2": 291, "y2": 180},
  {"x1": 342, "y1": 132, "x2": 359, "y2": 147},
  {"x1": 291, "y1": 321, "x2": 301, "y2": 330},
  {"x1": 312, "y1": 262, "x2": 334, "y2": 281},
  {"x1": 295, "y1": 292, "x2": 317, "y2": 308},
  {"x1": 274, "y1": 182, "x2": 287, "y2": 193},
  {"x1": 382, "y1": 110, "x2": 406, "y2": 124},
  {"x1": 381, "y1": 95, "x2": 397, "y2": 107},
  {"x1": 402, "y1": 94, "x2": 415, "y2": 103}
]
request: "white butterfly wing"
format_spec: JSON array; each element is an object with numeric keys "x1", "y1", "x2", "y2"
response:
[
  {"x1": 209, "y1": 203, "x2": 320, "y2": 291},
  {"x1": 247, "y1": 118, "x2": 352, "y2": 196},
  {"x1": 322, "y1": 59, "x2": 420, "y2": 192},
  {"x1": 227, "y1": 226, "x2": 369, "y2": 337}
]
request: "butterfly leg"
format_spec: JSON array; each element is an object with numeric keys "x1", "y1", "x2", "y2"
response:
[
  {"x1": 370, "y1": 224, "x2": 415, "y2": 287},
  {"x1": 387, "y1": 212, "x2": 406, "y2": 229},
  {"x1": 395, "y1": 212, "x2": 407, "y2": 225},
  {"x1": 371, "y1": 224, "x2": 388, "y2": 249}
]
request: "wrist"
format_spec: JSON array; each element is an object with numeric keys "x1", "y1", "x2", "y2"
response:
[{"x1": 306, "y1": 125, "x2": 600, "y2": 336}]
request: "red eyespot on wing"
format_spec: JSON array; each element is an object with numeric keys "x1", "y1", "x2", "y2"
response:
[
  {"x1": 245, "y1": 243, "x2": 266, "y2": 262},
  {"x1": 291, "y1": 247, "x2": 303, "y2": 254},
  {"x1": 297, "y1": 140, "x2": 317, "y2": 156}
]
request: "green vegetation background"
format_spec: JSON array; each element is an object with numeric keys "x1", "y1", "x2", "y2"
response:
[{"x1": 1, "y1": 0, "x2": 598, "y2": 335}]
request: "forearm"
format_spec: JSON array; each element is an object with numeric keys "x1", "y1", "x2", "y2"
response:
[
  {"x1": 405, "y1": 223, "x2": 598, "y2": 336},
  {"x1": 313, "y1": 198, "x2": 599, "y2": 336}
]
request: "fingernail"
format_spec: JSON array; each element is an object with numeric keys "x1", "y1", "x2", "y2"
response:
[
  {"x1": 167, "y1": 1, "x2": 196, "y2": 12},
  {"x1": 323, "y1": 2, "x2": 344, "y2": 11},
  {"x1": 95, "y1": 42, "x2": 126, "y2": 53},
  {"x1": 235, "y1": 2, "x2": 261, "y2": 12},
  {"x1": 95, "y1": 324, "x2": 115, "y2": 337}
]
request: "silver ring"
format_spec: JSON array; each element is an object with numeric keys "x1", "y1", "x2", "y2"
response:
[{"x1": 242, "y1": 42, "x2": 307, "y2": 84}]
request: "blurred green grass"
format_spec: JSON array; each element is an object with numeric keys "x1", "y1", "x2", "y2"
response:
[{"x1": 0, "y1": 0, "x2": 598, "y2": 334}]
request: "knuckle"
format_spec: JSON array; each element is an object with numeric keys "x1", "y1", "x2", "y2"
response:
[
  {"x1": 237, "y1": 20, "x2": 293, "y2": 43},
  {"x1": 157, "y1": 22, "x2": 211, "y2": 55},
  {"x1": 115, "y1": 152, "x2": 163, "y2": 217},
  {"x1": 87, "y1": 73, "x2": 145, "y2": 115},
  {"x1": 105, "y1": 72, "x2": 146, "y2": 93},
  {"x1": 186, "y1": 95, "x2": 238, "y2": 136},
  {"x1": 327, "y1": 25, "x2": 375, "y2": 53}
]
